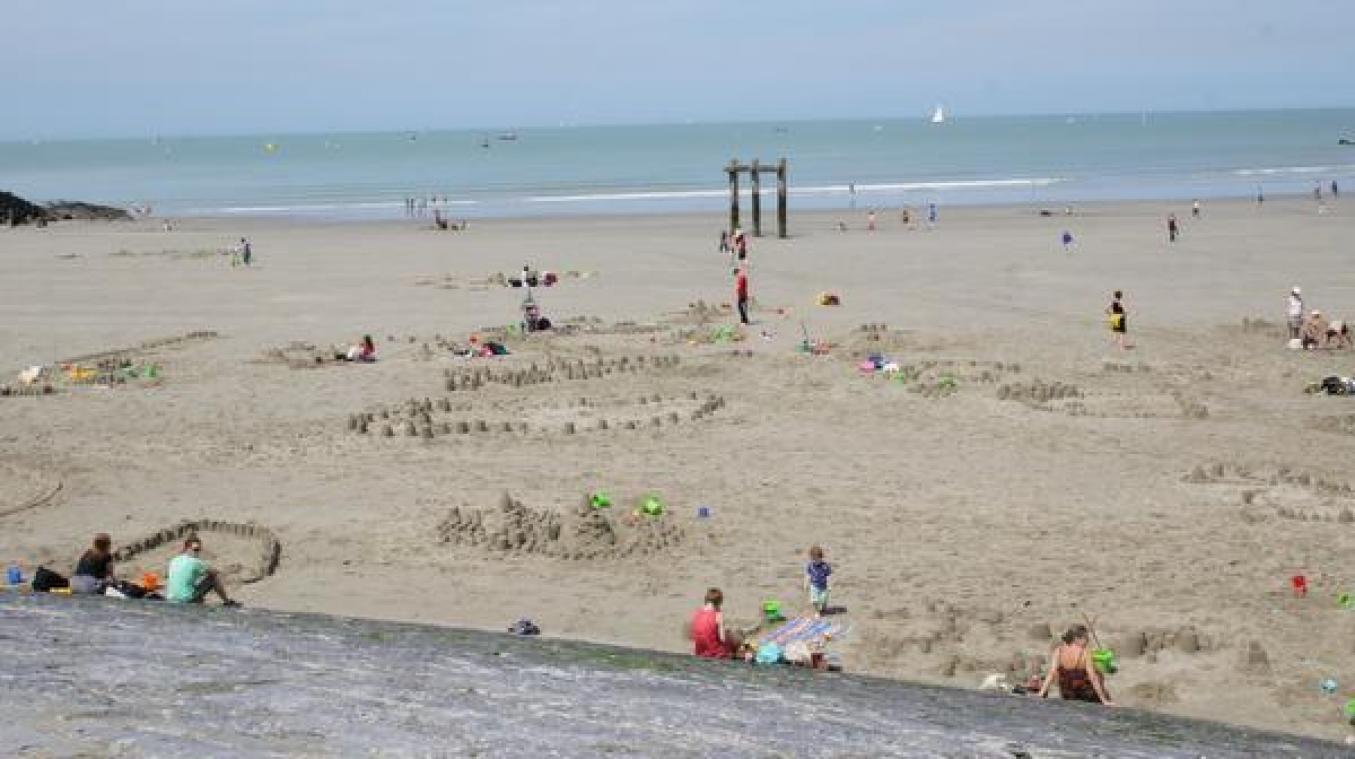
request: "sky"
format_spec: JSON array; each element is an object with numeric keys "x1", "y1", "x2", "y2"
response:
[{"x1": 4, "y1": 0, "x2": 1354, "y2": 140}]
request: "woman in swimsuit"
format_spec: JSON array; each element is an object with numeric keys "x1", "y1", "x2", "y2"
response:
[{"x1": 1037, "y1": 624, "x2": 1114, "y2": 705}]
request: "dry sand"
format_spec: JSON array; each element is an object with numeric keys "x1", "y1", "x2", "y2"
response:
[{"x1": 3, "y1": 197, "x2": 1355, "y2": 741}]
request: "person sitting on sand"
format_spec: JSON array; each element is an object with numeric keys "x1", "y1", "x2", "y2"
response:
[
  {"x1": 1037, "y1": 625, "x2": 1114, "y2": 705},
  {"x1": 690, "y1": 587, "x2": 734, "y2": 658},
  {"x1": 166, "y1": 537, "x2": 240, "y2": 607},
  {"x1": 340, "y1": 335, "x2": 376, "y2": 362},
  {"x1": 1302, "y1": 310, "x2": 1329, "y2": 350},
  {"x1": 1325, "y1": 319, "x2": 1352, "y2": 350},
  {"x1": 70, "y1": 533, "x2": 116, "y2": 595}
]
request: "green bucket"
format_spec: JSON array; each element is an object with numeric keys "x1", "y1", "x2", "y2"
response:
[
  {"x1": 1091, "y1": 648, "x2": 1118, "y2": 675},
  {"x1": 589, "y1": 492, "x2": 612, "y2": 510},
  {"x1": 1345, "y1": 698, "x2": 1355, "y2": 724},
  {"x1": 762, "y1": 600, "x2": 785, "y2": 623},
  {"x1": 640, "y1": 496, "x2": 664, "y2": 517}
]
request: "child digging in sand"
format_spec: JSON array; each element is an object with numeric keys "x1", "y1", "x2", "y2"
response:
[{"x1": 804, "y1": 545, "x2": 832, "y2": 617}]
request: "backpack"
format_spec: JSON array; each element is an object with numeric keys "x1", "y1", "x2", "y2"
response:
[{"x1": 31, "y1": 566, "x2": 69, "y2": 592}]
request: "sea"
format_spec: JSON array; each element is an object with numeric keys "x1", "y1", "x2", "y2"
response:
[{"x1": 2, "y1": 109, "x2": 1353, "y2": 220}]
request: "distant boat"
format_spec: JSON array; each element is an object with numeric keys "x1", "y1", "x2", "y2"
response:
[
  {"x1": 479, "y1": 135, "x2": 490, "y2": 149},
  {"x1": 930, "y1": 105, "x2": 946, "y2": 125},
  {"x1": 495, "y1": 132, "x2": 518, "y2": 141},
  {"x1": 1340, "y1": 137, "x2": 1354, "y2": 146}
]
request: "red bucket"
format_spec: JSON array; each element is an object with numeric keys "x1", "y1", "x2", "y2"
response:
[{"x1": 1291, "y1": 575, "x2": 1308, "y2": 597}]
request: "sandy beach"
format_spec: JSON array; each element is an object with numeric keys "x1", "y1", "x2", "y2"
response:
[{"x1": 3, "y1": 197, "x2": 1355, "y2": 741}]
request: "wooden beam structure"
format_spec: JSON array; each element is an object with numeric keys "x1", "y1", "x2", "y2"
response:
[{"x1": 725, "y1": 158, "x2": 788, "y2": 238}]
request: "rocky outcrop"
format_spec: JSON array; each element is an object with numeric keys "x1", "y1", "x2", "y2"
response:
[
  {"x1": 1, "y1": 191, "x2": 132, "y2": 225},
  {"x1": 1, "y1": 191, "x2": 47, "y2": 225},
  {"x1": 42, "y1": 200, "x2": 132, "y2": 221},
  {"x1": 0, "y1": 596, "x2": 1344, "y2": 756}
]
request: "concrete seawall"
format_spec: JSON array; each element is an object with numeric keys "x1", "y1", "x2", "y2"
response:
[{"x1": 0, "y1": 595, "x2": 1344, "y2": 757}]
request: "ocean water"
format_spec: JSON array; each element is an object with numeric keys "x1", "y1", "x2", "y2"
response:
[{"x1": 2, "y1": 110, "x2": 1353, "y2": 220}]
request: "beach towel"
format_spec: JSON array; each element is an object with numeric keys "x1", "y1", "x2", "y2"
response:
[{"x1": 757, "y1": 616, "x2": 844, "y2": 648}]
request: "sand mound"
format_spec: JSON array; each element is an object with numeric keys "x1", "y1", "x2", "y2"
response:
[
  {"x1": 437, "y1": 492, "x2": 686, "y2": 560},
  {"x1": 1183, "y1": 461, "x2": 1355, "y2": 524}
]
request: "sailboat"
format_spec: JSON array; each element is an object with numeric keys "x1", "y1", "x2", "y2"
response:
[{"x1": 930, "y1": 105, "x2": 946, "y2": 125}]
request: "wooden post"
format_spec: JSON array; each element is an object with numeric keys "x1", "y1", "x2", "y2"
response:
[
  {"x1": 750, "y1": 159, "x2": 762, "y2": 237},
  {"x1": 727, "y1": 159, "x2": 740, "y2": 232},
  {"x1": 776, "y1": 158, "x2": 788, "y2": 239}
]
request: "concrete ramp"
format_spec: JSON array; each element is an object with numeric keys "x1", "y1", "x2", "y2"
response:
[{"x1": 0, "y1": 595, "x2": 1343, "y2": 757}]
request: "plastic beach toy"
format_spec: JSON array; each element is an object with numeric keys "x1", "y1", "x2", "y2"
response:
[
  {"x1": 590, "y1": 492, "x2": 612, "y2": 510},
  {"x1": 1291, "y1": 575, "x2": 1308, "y2": 597},
  {"x1": 640, "y1": 496, "x2": 664, "y2": 517},
  {"x1": 1321, "y1": 678, "x2": 1339, "y2": 695},
  {"x1": 762, "y1": 600, "x2": 786, "y2": 623},
  {"x1": 696, "y1": 506, "x2": 711, "y2": 519},
  {"x1": 1091, "y1": 648, "x2": 1118, "y2": 675},
  {"x1": 1345, "y1": 698, "x2": 1355, "y2": 723},
  {"x1": 5, "y1": 565, "x2": 22, "y2": 586},
  {"x1": 1339, "y1": 592, "x2": 1352, "y2": 609}
]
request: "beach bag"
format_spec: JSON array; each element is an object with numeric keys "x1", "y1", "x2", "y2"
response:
[
  {"x1": 1108, "y1": 314, "x2": 1124, "y2": 330},
  {"x1": 1320, "y1": 376, "x2": 1350, "y2": 396},
  {"x1": 114, "y1": 580, "x2": 149, "y2": 599},
  {"x1": 31, "y1": 566, "x2": 69, "y2": 592}
]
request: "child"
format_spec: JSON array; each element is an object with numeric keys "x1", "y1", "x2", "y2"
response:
[
  {"x1": 1106, "y1": 290, "x2": 1128, "y2": 350},
  {"x1": 804, "y1": 545, "x2": 832, "y2": 617}
]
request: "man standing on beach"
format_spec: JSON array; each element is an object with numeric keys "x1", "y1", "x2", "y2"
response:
[
  {"x1": 734, "y1": 267, "x2": 750, "y2": 325},
  {"x1": 1166, "y1": 214, "x2": 1179, "y2": 243},
  {"x1": 1287, "y1": 287, "x2": 1305, "y2": 340},
  {"x1": 238, "y1": 237, "x2": 252, "y2": 266}
]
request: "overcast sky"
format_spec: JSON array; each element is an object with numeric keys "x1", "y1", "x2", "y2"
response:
[{"x1": 4, "y1": 0, "x2": 1353, "y2": 139}]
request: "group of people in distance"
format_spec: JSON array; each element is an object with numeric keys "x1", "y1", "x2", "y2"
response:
[
  {"x1": 719, "y1": 228, "x2": 753, "y2": 325},
  {"x1": 67, "y1": 532, "x2": 239, "y2": 606},
  {"x1": 1288, "y1": 286, "x2": 1351, "y2": 350}
]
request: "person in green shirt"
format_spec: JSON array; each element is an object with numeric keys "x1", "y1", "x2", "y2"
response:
[{"x1": 166, "y1": 537, "x2": 239, "y2": 607}]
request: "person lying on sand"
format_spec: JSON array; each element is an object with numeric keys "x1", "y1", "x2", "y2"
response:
[
  {"x1": 337, "y1": 335, "x2": 377, "y2": 362},
  {"x1": 1037, "y1": 625, "x2": 1114, "y2": 705},
  {"x1": 166, "y1": 537, "x2": 240, "y2": 607}
]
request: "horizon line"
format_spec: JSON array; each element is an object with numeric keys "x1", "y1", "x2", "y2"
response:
[{"x1": 5, "y1": 104, "x2": 1355, "y2": 145}]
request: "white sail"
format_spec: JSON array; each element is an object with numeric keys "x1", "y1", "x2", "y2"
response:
[{"x1": 930, "y1": 105, "x2": 946, "y2": 124}]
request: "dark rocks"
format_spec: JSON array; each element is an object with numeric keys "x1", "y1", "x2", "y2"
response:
[{"x1": 0, "y1": 191, "x2": 48, "y2": 225}]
